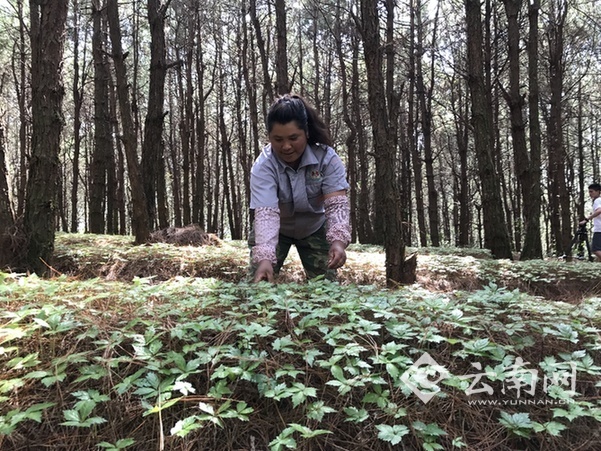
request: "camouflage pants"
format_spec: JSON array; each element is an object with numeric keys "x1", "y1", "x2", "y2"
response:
[{"x1": 248, "y1": 224, "x2": 336, "y2": 281}]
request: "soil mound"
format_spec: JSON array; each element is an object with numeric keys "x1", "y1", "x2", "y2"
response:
[{"x1": 149, "y1": 224, "x2": 221, "y2": 246}]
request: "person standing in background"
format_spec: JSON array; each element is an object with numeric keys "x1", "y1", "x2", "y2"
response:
[{"x1": 579, "y1": 182, "x2": 601, "y2": 262}]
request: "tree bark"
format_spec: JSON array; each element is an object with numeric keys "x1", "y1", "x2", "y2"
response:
[
  {"x1": 241, "y1": 0, "x2": 259, "y2": 211},
  {"x1": 23, "y1": 0, "x2": 69, "y2": 274},
  {"x1": 501, "y1": 0, "x2": 528, "y2": 247},
  {"x1": 142, "y1": 0, "x2": 170, "y2": 230},
  {"x1": 106, "y1": 0, "x2": 150, "y2": 243},
  {"x1": 333, "y1": 0, "x2": 357, "y2": 242},
  {"x1": 0, "y1": 125, "x2": 15, "y2": 268},
  {"x1": 359, "y1": 0, "x2": 411, "y2": 285},
  {"x1": 14, "y1": 0, "x2": 28, "y2": 218},
  {"x1": 503, "y1": 0, "x2": 542, "y2": 259},
  {"x1": 167, "y1": 80, "x2": 181, "y2": 227},
  {"x1": 57, "y1": 167, "x2": 68, "y2": 232},
  {"x1": 408, "y1": 0, "x2": 427, "y2": 247},
  {"x1": 108, "y1": 69, "x2": 127, "y2": 235},
  {"x1": 234, "y1": 13, "x2": 251, "y2": 228},
  {"x1": 416, "y1": 0, "x2": 440, "y2": 247},
  {"x1": 242, "y1": 0, "x2": 261, "y2": 162},
  {"x1": 174, "y1": 22, "x2": 194, "y2": 227},
  {"x1": 193, "y1": 6, "x2": 213, "y2": 229},
  {"x1": 208, "y1": 135, "x2": 221, "y2": 234},
  {"x1": 310, "y1": 3, "x2": 321, "y2": 110},
  {"x1": 275, "y1": 0, "x2": 289, "y2": 95},
  {"x1": 218, "y1": 48, "x2": 242, "y2": 239},
  {"x1": 132, "y1": 0, "x2": 142, "y2": 146},
  {"x1": 70, "y1": 0, "x2": 83, "y2": 233},
  {"x1": 90, "y1": 0, "x2": 112, "y2": 234},
  {"x1": 250, "y1": 0, "x2": 273, "y2": 102},
  {"x1": 547, "y1": 0, "x2": 571, "y2": 257},
  {"x1": 351, "y1": 39, "x2": 373, "y2": 243},
  {"x1": 464, "y1": 0, "x2": 512, "y2": 259},
  {"x1": 450, "y1": 75, "x2": 471, "y2": 247},
  {"x1": 576, "y1": 84, "x2": 585, "y2": 221}
]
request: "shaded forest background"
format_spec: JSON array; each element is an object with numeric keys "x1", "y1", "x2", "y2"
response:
[{"x1": 0, "y1": 0, "x2": 601, "y2": 275}]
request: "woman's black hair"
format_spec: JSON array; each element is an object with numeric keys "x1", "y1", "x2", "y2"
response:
[{"x1": 266, "y1": 94, "x2": 332, "y2": 147}]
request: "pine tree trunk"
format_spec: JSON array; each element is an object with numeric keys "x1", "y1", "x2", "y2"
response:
[
  {"x1": 193, "y1": 15, "x2": 207, "y2": 228},
  {"x1": 175, "y1": 40, "x2": 193, "y2": 227},
  {"x1": 503, "y1": 0, "x2": 543, "y2": 259},
  {"x1": 334, "y1": 0, "x2": 357, "y2": 243},
  {"x1": 24, "y1": 0, "x2": 69, "y2": 274},
  {"x1": 399, "y1": 113, "x2": 413, "y2": 246},
  {"x1": 218, "y1": 69, "x2": 239, "y2": 239},
  {"x1": 235, "y1": 16, "x2": 252, "y2": 226},
  {"x1": 170, "y1": 64, "x2": 182, "y2": 227},
  {"x1": 142, "y1": 0, "x2": 169, "y2": 230},
  {"x1": 71, "y1": 0, "x2": 83, "y2": 233},
  {"x1": 547, "y1": 1, "x2": 572, "y2": 256},
  {"x1": 209, "y1": 146, "x2": 221, "y2": 234},
  {"x1": 408, "y1": 3, "x2": 427, "y2": 247},
  {"x1": 156, "y1": 157, "x2": 169, "y2": 229},
  {"x1": 576, "y1": 86, "x2": 585, "y2": 221},
  {"x1": 275, "y1": 0, "x2": 288, "y2": 95},
  {"x1": 106, "y1": 0, "x2": 150, "y2": 244},
  {"x1": 465, "y1": 0, "x2": 513, "y2": 259},
  {"x1": 0, "y1": 126, "x2": 15, "y2": 268},
  {"x1": 16, "y1": 0, "x2": 28, "y2": 219},
  {"x1": 109, "y1": 73, "x2": 127, "y2": 235},
  {"x1": 241, "y1": 0, "x2": 261, "y2": 163},
  {"x1": 250, "y1": 0, "x2": 273, "y2": 103},
  {"x1": 351, "y1": 40, "x2": 374, "y2": 243},
  {"x1": 90, "y1": 1, "x2": 112, "y2": 234},
  {"x1": 182, "y1": 44, "x2": 193, "y2": 226},
  {"x1": 360, "y1": 0, "x2": 410, "y2": 285},
  {"x1": 451, "y1": 80, "x2": 471, "y2": 246},
  {"x1": 502, "y1": 0, "x2": 528, "y2": 251},
  {"x1": 415, "y1": 0, "x2": 440, "y2": 247}
]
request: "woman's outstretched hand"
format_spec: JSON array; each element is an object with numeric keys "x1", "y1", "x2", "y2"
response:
[
  {"x1": 328, "y1": 240, "x2": 347, "y2": 269},
  {"x1": 253, "y1": 260, "x2": 275, "y2": 283}
]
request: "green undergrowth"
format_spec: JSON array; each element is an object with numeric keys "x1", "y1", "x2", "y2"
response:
[{"x1": 0, "y1": 273, "x2": 600, "y2": 450}]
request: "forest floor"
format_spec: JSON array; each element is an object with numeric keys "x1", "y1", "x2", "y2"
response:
[
  {"x1": 53, "y1": 232, "x2": 601, "y2": 303},
  {"x1": 0, "y1": 233, "x2": 599, "y2": 450}
]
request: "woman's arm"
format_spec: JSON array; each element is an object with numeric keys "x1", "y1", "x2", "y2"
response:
[{"x1": 324, "y1": 190, "x2": 351, "y2": 269}]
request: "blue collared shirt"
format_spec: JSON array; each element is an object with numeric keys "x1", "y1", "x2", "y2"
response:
[{"x1": 250, "y1": 143, "x2": 350, "y2": 239}]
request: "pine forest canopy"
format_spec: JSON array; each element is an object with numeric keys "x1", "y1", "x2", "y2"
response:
[{"x1": 0, "y1": 0, "x2": 600, "y2": 276}]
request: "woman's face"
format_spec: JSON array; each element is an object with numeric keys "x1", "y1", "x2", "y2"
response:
[{"x1": 269, "y1": 121, "x2": 308, "y2": 168}]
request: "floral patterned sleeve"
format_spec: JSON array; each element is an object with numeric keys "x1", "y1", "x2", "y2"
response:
[
  {"x1": 251, "y1": 207, "x2": 280, "y2": 265},
  {"x1": 324, "y1": 195, "x2": 351, "y2": 246}
]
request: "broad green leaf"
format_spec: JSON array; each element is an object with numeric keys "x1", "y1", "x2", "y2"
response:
[
  {"x1": 170, "y1": 416, "x2": 203, "y2": 437},
  {"x1": 499, "y1": 412, "x2": 534, "y2": 438},
  {"x1": 343, "y1": 407, "x2": 369, "y2": 423},
  {"x1": 306, "y1": 401, "x2": 336, "y2": 421},
  {"x1": 376, "y1": 424, "x2": 409, "y2": 445},
  {"x1": 62, "y1": 409, "x2": 81, "y2": 423},
  {"x1": 533, "y1": 421, "x2": 567, "y2": 437},
  {"x1": 330, "y1": 365, "x2": 345, "y2": 381}
]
